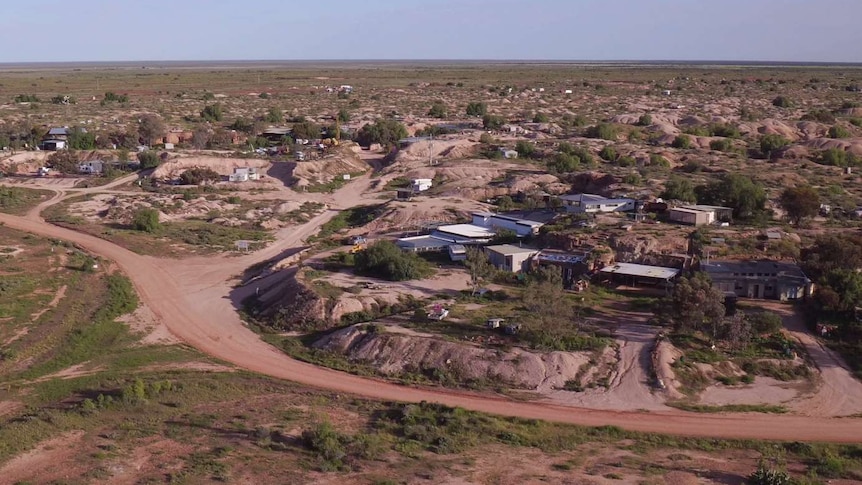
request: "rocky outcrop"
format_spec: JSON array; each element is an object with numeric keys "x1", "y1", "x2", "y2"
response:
[{"x1": 313, "y1": 325, "x2": 600, "y2": 391}]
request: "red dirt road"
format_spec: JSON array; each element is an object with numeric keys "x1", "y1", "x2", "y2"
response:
[{"x1": 2, "y1": 191, "x2": 862, "y2": 443}]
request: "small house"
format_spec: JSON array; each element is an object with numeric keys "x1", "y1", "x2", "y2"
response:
[
  {"x1": 40, "y1": 139, "x2": 66, "y2": 151},
  {"x1": 229, "y1": 167, "x2": 260, "y2": 182},
  {"x1": 702, "y1": 260, "x2": 813, "y2": 301},
  {"x1": 486, "y1": 318, "x2": 504, "y2": 329},
  {"x1": 78, "y1": 160, "x2": 104, "y2": 175},
  {"x1": 668, "y1": 207, "x2": 711, "y2": 226},
  {"x1": 558, "y1": 194, "x2": 636, "y2": 214},
  {"x1": 485, "y1": 244, "x2": 540, "y2": 273},
  {"x1": 411, "y1": 178, "x2": 433, "y2": 192}
]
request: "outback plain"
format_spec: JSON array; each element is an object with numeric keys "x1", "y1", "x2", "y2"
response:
[{"x1": 1, "y1": 61, "x2": 862, "y2": 484}]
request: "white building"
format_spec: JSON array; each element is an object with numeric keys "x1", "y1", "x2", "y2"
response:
[
  {"x1": 229, "y1": 167, "x2": 261, "y2": 182},
  {"x1": 558, "y1": 194, "x2": 636, "y2": 214},
  {"x1": 411, "y1": 178, "x2": 433, "y2": 192},
  {"x1": 471, "y1": 212, "x2": 543, "y2": 237}
]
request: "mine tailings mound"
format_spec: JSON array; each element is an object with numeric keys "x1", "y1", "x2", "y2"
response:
[{"x1": 313, "y1": 324, "x2": 599, "y2": 391}]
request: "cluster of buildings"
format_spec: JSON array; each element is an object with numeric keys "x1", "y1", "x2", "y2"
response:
[{"x1": 558, "y1": 193, "x2": 732, "y2": 228}]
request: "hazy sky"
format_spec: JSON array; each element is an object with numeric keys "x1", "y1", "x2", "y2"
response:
[{"x1": 1, "y1": 0, "x2": 860, "y2": 63}]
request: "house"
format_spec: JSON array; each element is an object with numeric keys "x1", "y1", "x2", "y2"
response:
[
  {"x1": 668, "y1": 207, "x2": 712, "y2": 226},
  {"x1": 558, "y1": 194, "x2": 636, "y2": 214},
  {"x1": 39, "y1": 139, "x2": 66, "y2": 151},
  {"x1": 702, "y1": 260, "x2": 813, "y2": 301},
  {"x1": 484, "y1": 244, "x2": 540, "y2": 273},
  {"x1": 396, "y1": 235, "x2": 457, "y2": 253},
  {"x1": 471, "y1": 212, "x2": 544, "y2": 237},
  {"x1": 395, "y1": 188, "x2": 414, "y2": 201},
  {"x1": 599, "y1": 262, "x2": 680, "y2": 288},
  {"x1": 486, "y1": 318, "x2": 504, "y2": 329},
  {"x1": 448, "y1": 244, "x2": 467, "y2": 262},
  {"x1": 534, "y1": 249, "x2": 592, "y2": 287},
  {"x1": 46, "y1": 127, "x2": 72, "y2": 140},
  {"x1": 228, "y1": 167, "x2": 260, "y2": 182},
  {"x1": 78, "y1": 160, "x2": 104, "y2": 175},
  {"x1": 668, "y1": 205, "x2": 733, "y2": 226},
  {"x1": 411, "y1": 178, "x2": 433, "y2": 192},
  {"x1": 432, "y1": 224, "x2": 496, "y2": 244}
]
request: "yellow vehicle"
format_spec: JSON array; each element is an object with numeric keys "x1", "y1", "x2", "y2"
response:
[{"x1": 349, "y1": 244, "x2": 365, "y2": 254}]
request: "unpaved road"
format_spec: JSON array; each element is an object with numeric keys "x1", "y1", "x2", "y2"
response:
[
  {"x1": 2, "y1": 176, "x2": 862, "y2": 442},
  {"x1": 755, "y1": 301, "x2": 862, "y2": 417}
]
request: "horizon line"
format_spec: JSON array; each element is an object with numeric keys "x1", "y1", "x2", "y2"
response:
[{"x1": 1, "y1": 58, "x2": 862, "y2": 68}]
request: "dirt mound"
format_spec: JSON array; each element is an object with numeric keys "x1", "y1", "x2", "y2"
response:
[
  {"x1": 653, "y1": 338, "x2": 684, "y2": 399},
  {"x1": 678, "y1": 115, "x2": 705, "y2": 127},
  {"x1": 251, "y1": 267, "x2": 327, "y2": 329},
  {"x1": 803, "y1": 137, "x2": 862, "y2": 156},
  {"x1": 292, "y1": 149, "x2": 370, "y2": 187},
  {"x1": 0, "y1": 151, "x2": 50, "y2": 173},
  {"x1": 569, "y1": 172, "x2": 617, "y2": 195},
  {"x1": 313, "y1": 325, "x2": 593, "y2": 390},
  {"x1": 796, "y1": 121, "x2": 827, "y2": 139},
  {"x1": 361, "y1": 199, "x2": 486, "y2": 233},
  {"x1": 609, "y1": 114, "x2": 641, "y2": 125},
  {"x1": 394, "y1": 138, "x2": 479, "y2": 163},
  {"x1": 152, "y1": 156, "x2": 270, "y2": 180},
  {"x1": 743, "y1": 119, "x2": 800, "y2": 141}
]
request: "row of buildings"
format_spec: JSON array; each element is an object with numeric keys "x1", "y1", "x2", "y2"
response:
[{"x1": 558, "y1": 193, "x2": 732, "y2": 227}]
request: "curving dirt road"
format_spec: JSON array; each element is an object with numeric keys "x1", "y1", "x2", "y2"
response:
[{"x1": 2, "y1": 176, "x2": 862, "y2": 442}]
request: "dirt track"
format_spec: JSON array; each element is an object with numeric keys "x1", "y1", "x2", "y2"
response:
[{"x1": 2, "y1": 175, "x2": 862, "y2": 442}]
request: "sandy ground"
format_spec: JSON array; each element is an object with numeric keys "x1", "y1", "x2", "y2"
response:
[
  {"x1": 2, "y1": 162, "x2": 862, "y2": 442},
  {"x1": 0, "y1": 430, "x2": 87, "y2": 484}
]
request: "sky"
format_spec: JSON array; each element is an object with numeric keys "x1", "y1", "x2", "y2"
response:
[{"x1": 1, "y1": 0, "x2": 860, "y2": 63}]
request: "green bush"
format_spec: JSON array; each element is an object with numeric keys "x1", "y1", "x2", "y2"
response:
[
  {"x1": 180, "y1": 167, "x2": 221, "y2": 185},
  {"x1": 759, "y1": 134, "x2": 790, "y2": 157},
  {"x1": 828, "y1": 125, "x2": 851, "y2": 139},
  {"x1": 599, "y1": 146, "x2": 618, "y2": 161},
  {"x1": 586, "y1": 123, "x2": 619, "y2": 140},
  {"x1": 355, "y1": 118, "x2": 408, "y2": 147},
  {"x1": 131, "y1": 208, "x2": 161, "y2": 233},
  {"x1": 466, "y1": 102, "x2": 487, "y2": 117},
  {"x1": 710, "y1": 138, "x2": 734, "y2": 152},
  {"x1": 428, "y1": 101, "x2": 447, "y2": 118},
  {"x1": 137, "y1": 151, "x2": 161, "y2": 170},
  {"x1": 354, "y1": 241, "x2": 433, "y2": 281},
  {"x1": 637, "y1": 113, "x2": 652, "y2": 126},
  {"x1": 533, "y1": 112, "x2": 550, "y2": 123},
  {"x1": 772, "y1": 96, "x2": 793, "y2": 108},
  {"x1": 201, "y1": 103, "x2": 224, "y2": 122},
  {"x1": 672, "y1": 134, "x2": 692, "y2": 149},
  {"x1": 482, "y1": 114, "x2": 506, "y2": 130}
]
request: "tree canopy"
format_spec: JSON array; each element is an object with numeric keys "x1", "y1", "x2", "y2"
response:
[
  {"x1": 200, "y1": 103, "x2": 224, "y2": 122},
  {"x1": 354, "y1": 241, "x2": 432, "y2": 281},
  {"x1": 658, "y1": 272, "x2": 726, "y2": 340},
  {"x1": 779, "y1": 185, "x2": 820, "y2": 225},
  {"x1": 355, "y1": 119, "x2": 408, "y2": 148},
  {"x1": 427, "y1": 101, "x2": 447, "y2": 119},
  {"x1": 138, "y1": 114, "x2": 166, "y2": 144},
  {"x1": 759, "y1": 134, "x2": 790, "y2": 158},
  {"x1": 466, "y1": 102, "x2": 487, "y2": 117},
  {"x1": 661, "y1": 176, "x2": 697, "y2": 203},
  {"x1": 695, "y1": 174, "x2": 766, "y2": 220}
]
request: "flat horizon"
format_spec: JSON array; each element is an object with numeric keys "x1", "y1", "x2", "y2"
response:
[{"x1": 2, "y1": 59, "x2": 862, "y2": 72}]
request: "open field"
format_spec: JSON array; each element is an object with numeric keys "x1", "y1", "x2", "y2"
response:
[{"x1": 3, "y1": 61, "x2": 862, "y2": 483}]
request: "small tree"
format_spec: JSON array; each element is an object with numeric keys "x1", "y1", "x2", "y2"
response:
[
  {"x1": 138, "y1": 114, "x2": 166, "y2": 144},
  {"x1": 355, "y1": 118, "x2": 408, "y2": 148},
  {"x1": 515, "y1": 140, "x2": 535, "y2": 158},
  {"x1": 137, "y1": 151, "x2": 161, "y2": 170},
  {"x1": 585, "y1": 123, "x2": 619, "y2": 140},
  {"x1": 292, "y1": 121, "x2": 321, "y2": 140},
  {"x1": 533, "y1": 112, "x2": 550, "y2": 123},
  {"x1": 637, "y1": 113, "x2": 652, "y2": 126},
  {"x1": 466, "y1": 102, "x2": 487, "y2": 117},
  {"x1": 779, "y1": 185, "x2": 820, "y2": 225},
  {"x1": 659, "y1": 272, "x2": 726, "y2": 341},
  {"x1": 760, "y1": 134, "x2": 790, "y2": 158},
  {"x1": 709, "y1": 138, "x2": 733, "y2": 152},
  {"x1": 599, "y1": 146, "x2": 618, "y2": 161},
  {"x1": 482, "y1": 114, "x2": 506, "y2": 130},
  {"x1": 661, "y1": 176, "x2": 697, "y2": 202},
  {"x1": 671, "y1": 134, "x2": 692, "y2": 149},
  {"x1": 131, "y1": 208, "x2": 160, "y2": 233},
  {"x1": 828, "y1": 125, "x2": 851, "y2": 139},
  {"x1": 200, "y1": 103, "x2": 224, "y2": 122},
  {"x1": 337, "y1": 108, "x2": 351, "y2": 123},
  {"x1": 180, "y1": 167, "x2": 221, "y2": 185},
  {"x1": 772, "y1": 96, "x2": 793, "y2": 108},
  {"x1": 427, "y1": 101, "x2": 447, "y2": 118},
  {"x1": 464, "y1": 248, "x2": 494, "y2": 295},
  {"x1": 67, "y1": 127, "x2": 96, "y2": 150},
  {"x1": 264, "y1": 107, "x2": 284, "y2": 123}
]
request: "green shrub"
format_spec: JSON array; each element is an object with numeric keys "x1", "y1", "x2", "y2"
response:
[
  {"x1": 772, "y1": 96, "x2": 793, "y2": 108},
  {"x1": 759, "y1": 134, "x2": 790, "y2": 157},
  {"x1": 201, "y1": 103, "x2": 224, "y2": 122},
  {"x1": 637, "y1": 113, "x2": 652, "y2": 126},
  {"x1": 586, "y1": 123, "x2": 619, "y2": 140},
  {"x1": 672, "y1": 134, "x2": 692, "y2": 149},
  {"x1": 710, "y1": 138, "x2": 734, "y2": 152},
  {"x1": 354, "y1": 241, "x2": 433, "y2": 281},
  {"x1": 599, "y1": 146, "x2": 618, "y2": 161},
  {"x1": 828, "y1": 125, "x2": 851, "y2": 139},
  {"x1": 131, "y1": 208, "x2": 161, "y2": 233},
  {"x1": 466, "y1": 102, "x2": 487, "y2": 117}
]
